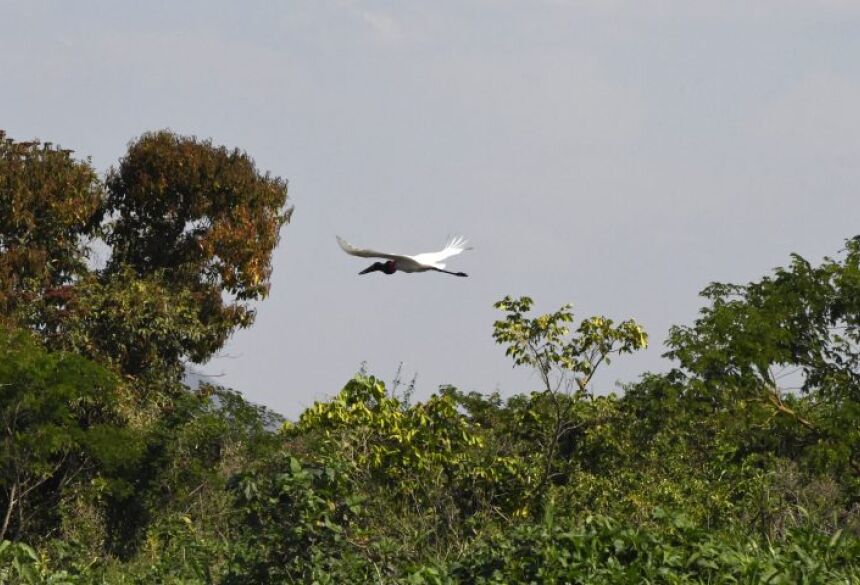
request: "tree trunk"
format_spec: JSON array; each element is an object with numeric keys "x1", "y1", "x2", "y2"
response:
[{"x1": 1, "y1": 484, "x2": 17, "y2": 541}]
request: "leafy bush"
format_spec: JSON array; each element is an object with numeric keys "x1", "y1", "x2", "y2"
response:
[
  {"x1": 452, "y1": 512, "x2": 860, "y2": 584},
  {"x1": 0, "y1": 541, "x2": 78, "y2": 585}
]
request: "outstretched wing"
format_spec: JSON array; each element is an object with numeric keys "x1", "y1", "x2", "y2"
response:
[
  {"x1": 336, "y1": 236, "x2": 407, "y2": 261},
  {"x1": 411, "y1": 235, "x2": 473, "y2": 268}
]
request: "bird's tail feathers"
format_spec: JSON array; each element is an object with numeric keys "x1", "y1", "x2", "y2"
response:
[{"x1": 445, "y1": 234, "x2": 473, "y2": 251}]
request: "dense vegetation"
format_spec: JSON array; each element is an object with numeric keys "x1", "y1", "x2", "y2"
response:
[{"x1": 1, "y1": 129, "x2": 858, "y2": 583}]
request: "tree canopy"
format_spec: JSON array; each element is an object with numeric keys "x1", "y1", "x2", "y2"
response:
[
  {"x1": 1, "y1": 128, "x2": 858, "y2": 583},
  {"x1": 1, "y1": 130, "x2": 290, "y2": 390},
  {"x1": 0, "y1": 131, "x2": 103, "y2": 320}
]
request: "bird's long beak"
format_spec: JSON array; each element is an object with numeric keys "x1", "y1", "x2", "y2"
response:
[{"x1": 359, "y1": 263, "x2": 381, "y2": 275}]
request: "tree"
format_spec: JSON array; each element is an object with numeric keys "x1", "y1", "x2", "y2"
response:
[
  {"x1": 666, "y1": 237, "x2": 860, "y2": 475},
  {"x1": 0, "y1": 328, "x2": 131, "y2": 542},
  {"x1": 668, "y1": 237, "x2": 860, "y2": 401},
  {"x1": 492, "y1": 296, "x2": 647, "y2": 504},
  {"x1": 0, "y1": 131, "x2": 103, "y2": 324},
  {"x1": 1, "y1": 129, "x2": 291, "y2": 387},
  {"x1": 104, "y1": 131, "x2": 290, "y2": 348},
  {"x1": 57, "y1": 267, "x2": 233, "y2": 386},
  {"x1": 0, "y1": 128, "x2": 292, "y2": 559}
]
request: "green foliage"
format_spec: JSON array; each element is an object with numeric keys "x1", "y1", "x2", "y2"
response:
[
  {"x1": 286, "y1": 376, "x2": 484, "y2": 486},
  {"x1": 452, "y1": 512, "x2": 860, "y2": 584},
  {"x1": 493, "y1": 295, "x2": 647, "y2": 393},
  {"x1": 56, "y1": 268, "x2": 229, "y2": 383},
  {"x1": 224, "y1": 455, "x2": 370, "y2": 584},
  {"x1": 492, "y1": 296, "x2": 648, "y2": 511},
  {"x1": 668, "y1": 237, "x2": 860, "y2": 401},
  {"x1": 0, "y1": 541, "x2": 79, "y2": 585},
  {"x1": 0, "y1": 328, "x2": 132, "y2": 542},
  {"x1": 5, "y1": 128, "x2": 860, "y2": 583},
  {"x1": 666, "y1": 236, "x2": 860, "y2": 483}
]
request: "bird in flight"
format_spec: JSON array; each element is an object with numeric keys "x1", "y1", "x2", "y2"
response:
[{"x1": 337, "y1": 235, "x2": 472, "y2": 277}]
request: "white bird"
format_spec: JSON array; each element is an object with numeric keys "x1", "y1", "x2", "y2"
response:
[{"x1": 337, "y1": 235, "x2": 472, "y2": 277}]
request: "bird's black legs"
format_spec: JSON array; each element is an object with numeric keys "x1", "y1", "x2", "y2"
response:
[{"x1": 432, "y1": 268, "x2": 468, "y2": 277}]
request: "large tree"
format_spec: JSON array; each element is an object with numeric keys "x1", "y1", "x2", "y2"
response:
[
  {"x1": 0, "y1": 130, "x2": 103, "y2": 323},
  {"x1": 105, "y1": 131, "x2": 289, "y2": 306},
  {"x1": 665, "y1": 236, "x2": 860, "y2": 476},
  {"x1": 0, "y1": 129, "x2": 291, "y2": 385},
  {"x1": 0, "y1": 328, "x2": 130, "y2": 542}
]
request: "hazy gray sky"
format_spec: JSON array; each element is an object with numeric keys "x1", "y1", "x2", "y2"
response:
[{"x1": 3, "y1": 1, "x2": 859, "y2": 417}]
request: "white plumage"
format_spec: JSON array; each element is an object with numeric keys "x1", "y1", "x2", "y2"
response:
[{"x1": 337, "y1": 235, "x2": 472, "y2": 277}]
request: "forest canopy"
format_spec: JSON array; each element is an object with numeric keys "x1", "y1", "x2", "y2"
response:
[{"x1": 1, "y1": 129, "x2": 858, "y2": 583}]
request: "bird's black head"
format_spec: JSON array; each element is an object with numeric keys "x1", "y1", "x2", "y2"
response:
[{"x1": 359, "y1": 260, "x2": 396, "y2": 275}]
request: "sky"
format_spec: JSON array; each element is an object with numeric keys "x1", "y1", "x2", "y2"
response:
[{"x1": 2, "y1": 1, "x2": 859, "y2": 418}]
